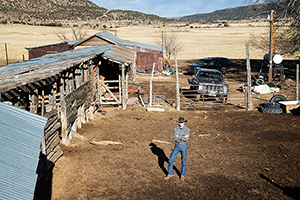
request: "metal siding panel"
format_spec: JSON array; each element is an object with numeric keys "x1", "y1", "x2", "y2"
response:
[{"x1": 0, "y1": 102, "x2": 48, "y2": 200}]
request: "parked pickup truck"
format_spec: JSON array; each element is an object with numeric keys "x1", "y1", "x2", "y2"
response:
[
  {"x1": 187, "y1": 57, "x2": 231, "y2": 75},
  {"x1": 188, "y1": 68, "x2": 228, "y2": 99}
]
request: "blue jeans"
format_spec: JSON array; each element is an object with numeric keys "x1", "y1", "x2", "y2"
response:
[{"x1": 167, "y1": 143, "x2": 187, "y2": 176}]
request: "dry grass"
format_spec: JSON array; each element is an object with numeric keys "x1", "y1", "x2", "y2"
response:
[{"x1": 0, "y1": 23, "x2": 296, "y2": 66}]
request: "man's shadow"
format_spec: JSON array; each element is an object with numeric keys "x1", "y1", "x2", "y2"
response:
[{"x1": 149, "y1": 143, "x2": 180, "y2": 176}]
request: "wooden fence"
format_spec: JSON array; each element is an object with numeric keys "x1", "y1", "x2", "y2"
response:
[{"x1": 180, "y1": 84, "x2": 246, "y2": 110}]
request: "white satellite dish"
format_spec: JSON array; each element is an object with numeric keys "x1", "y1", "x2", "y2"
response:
[{"x1": 273, "y1": 54, "x2": 283, "y2": 64}]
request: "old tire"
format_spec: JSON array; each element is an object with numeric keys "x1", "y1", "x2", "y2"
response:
[
  {"x1": 269, "y1": 95, "x2": 287, "y2": 103},
  {"x1": 256, "y1": 78, "x2": 264, "y2": 85},
  {"x1": 260, "y1": 102, "x2": 283, "y2": 114}
]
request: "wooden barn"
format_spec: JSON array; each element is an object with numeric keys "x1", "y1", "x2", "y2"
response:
[
  {"x1": 26, "y1": 31, "x2": 165, "y2": 73},
  {"x1": 0, "y1": 43, "x2": 136, "y2": 196},
  {"x1": 71, "y1": 31, "x2": 165, "y2": 73}
]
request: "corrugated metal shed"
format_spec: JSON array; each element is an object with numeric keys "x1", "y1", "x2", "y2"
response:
[
  {"x1": 0, "y1": 44, "x2": 136, "y2": 93},
  {"x1": 0, "y1": 102, "x2": 48, "y2": 200}
]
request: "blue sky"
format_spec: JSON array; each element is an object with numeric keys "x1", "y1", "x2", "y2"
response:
[{"x1": 90, "y1": 0, "x2": 247, "y2": 18}]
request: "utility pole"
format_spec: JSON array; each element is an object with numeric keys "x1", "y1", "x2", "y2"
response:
[
  {"x1": 268, "y1": 10, "x2": 274, "y2": 83},
  {"x1": 161, "y1": 30, "x2": 164, "y2": 58}
]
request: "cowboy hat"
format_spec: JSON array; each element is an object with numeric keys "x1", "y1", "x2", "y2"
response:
[{"x1": 177, "y1": 117, "x2": 187, "y2": 123}]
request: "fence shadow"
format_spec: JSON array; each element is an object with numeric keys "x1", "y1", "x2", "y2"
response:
[{"x1": 260, "y1": 174, "x2": 300, "y2": 200}]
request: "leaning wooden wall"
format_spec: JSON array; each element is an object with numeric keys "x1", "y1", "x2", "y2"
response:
[{"x1": 59, "y1": 61, "x2": 97, "y2": 144}]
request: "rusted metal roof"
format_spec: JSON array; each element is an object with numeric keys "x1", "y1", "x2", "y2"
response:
[
  {"x1": 0, "y1": 102, "x2": 48, "y2": 200},
  {"x1": 103, "y1": 45, "x2": 136, "y2": 65},
  {"x1": 25, "y1": 41, "x2": 68, "y2": 50},
  {"x1": 0, "y1": 44, "x2": 135, "y2": 93}
]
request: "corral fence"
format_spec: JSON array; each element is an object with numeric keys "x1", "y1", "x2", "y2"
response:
[{"x1": 180, "y1": 83, "x2": 246, "y2": 110}]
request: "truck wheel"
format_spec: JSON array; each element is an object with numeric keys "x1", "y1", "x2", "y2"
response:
[
  {"x1": 221, "y1": 67, "x2": 226, "y2": 75},
  {"x1": 269, "y1": 95, "x2": 287, "y2": 103}
]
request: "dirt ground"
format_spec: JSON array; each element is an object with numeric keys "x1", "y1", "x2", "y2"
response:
[{"x1": 48, "y1": 60, "x2": 300, "y2": 200}]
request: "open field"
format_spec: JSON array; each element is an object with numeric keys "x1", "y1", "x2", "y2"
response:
[{"x1": 0, "y1": 22, "x2": 296, "y2": 66}]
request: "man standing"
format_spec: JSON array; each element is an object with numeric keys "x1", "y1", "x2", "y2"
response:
[{"x1": 165, "y1": 117, "x2": 190, "y2": 181}]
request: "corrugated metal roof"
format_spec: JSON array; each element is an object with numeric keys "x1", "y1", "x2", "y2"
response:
[
  {"x1": 95, "y1": 31, "x2": 165, "y2": 52},
  {"x1": 0, "y1": 45, "x2": 113, "y2": 93},
  {"x1": 0, "y1": 102, "x2": 48, "y2": 200},
  {"x1": 0, "y1": 44, "x2": 136, "y2": 93},
  {"x1": 0, "y1": 45, "x2": 112, "y2": 74},
  {"x1": 103, "y1": 45, "x2": 136, "y2": 65}
]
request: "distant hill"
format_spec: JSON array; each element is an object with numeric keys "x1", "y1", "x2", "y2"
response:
[
  {"x1": 180, "y1": 5, "x2": 269, "y2": 22},
  {"x1": 0, "y1": 0, "x2": 175, "y2": 25}
]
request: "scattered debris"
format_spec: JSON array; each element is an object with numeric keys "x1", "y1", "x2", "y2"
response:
[
  {"x1": 252, "y1": 84, "x2": 279, "y2": 94},
  {"x1": 146, "y1": 107, "x2": 165, "y2": 112},
  {"x1": 89, "y1": 139, "x2": 123, "y2": 146},
  {"x1": 198, "y1": 134, "x2": 210, "y2": 137},
  {"x1": 127, "y1": 97, "x2": 140, "y2": 106},
  {"x1": 69, "y1": 130, "x2": 85, "y2": 140},
  {"x1": 152, "y1": 139, "x2": 172, "y2": 144}
]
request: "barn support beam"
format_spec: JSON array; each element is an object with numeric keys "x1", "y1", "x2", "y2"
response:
[
  {"x1": 41, "y1": 81, "x2": 45, "y2": 116},
  {"x1": 122, "y1": 64, "x2": 126, "y2": 110},
  {"x1": 60, "y1": 75, "x2": 68, "y2": 145}
]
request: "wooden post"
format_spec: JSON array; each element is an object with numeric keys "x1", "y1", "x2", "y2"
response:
[
  {"x1": 5, "y1": 43, "x2": 8, "y2": 65},
  {"x1": 69, "y1": 69, "x2": 74, "y2": 93},
  {"x1": 60, "y1": 76, "x2": 68, "y2": 145},
  {"x1": 122, "y1": 64, "x2": 126, "y2": 109},
  {"x1": 119, "y1": 75, "x2": 121, "y2": 104},
  {"x1": 296, "y1": 64, "x2": 299, "y2": 101},
  {"x1": 41, "y1": 81, "x2": 45, "y2": 116},
  {"x1": 49, "y1": 85, "x2": 53, "y2": 110},
  {"x1": 92, "y1": 65, "x2": 97, "y2": 102},
  {"x1": 126, "y1": 74, "x2": 129, "y2": 101},
  {"x1": 95, "y1": 65, "x2": 99, "y2": 104},
  {"x1": 246, "y1": 42, "x2": 253, "y2": 110},
  {"x1": 149, "y1": 63, "x2": 155, "y2": 107},
  {"x1": 64, "y1": 72, "x2": 70, "y2": 95},
  {"x1": 174, "y1": 49, "x2": 180, "y2": 111},
  {"x1": 268, "y1": 10, "x2": 274, "y2": 83},
  {"x1": 77, "y1": 106, "x2": 82, "y2": 129},
  {"x1": 53, "y1": 81, "x2": 57, "y2": 109}
]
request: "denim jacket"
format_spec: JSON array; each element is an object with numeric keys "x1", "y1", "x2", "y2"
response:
[{"x1": 173, "y1": 125, "x2": 190, "y2": 143}]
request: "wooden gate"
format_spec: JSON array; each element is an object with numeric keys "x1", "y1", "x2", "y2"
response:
[{"x1": 99, "y1": 77, "x2": 122, "y2": 105}]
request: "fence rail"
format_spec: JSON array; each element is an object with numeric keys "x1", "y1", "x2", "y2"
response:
[{"x1": 180, "y1": 84, "x2": 246, "y2": 110}]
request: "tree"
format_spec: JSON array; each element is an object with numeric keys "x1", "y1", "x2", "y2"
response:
[
  {"x1": 155, "y1": 31, "x2": 184, "y2": 60},
  {"x1": 248, "y1": 0, "x2": 300, "y2": 57},
  {"x1": 56, "y1": 24, "x2": 87, "y2": 42}
]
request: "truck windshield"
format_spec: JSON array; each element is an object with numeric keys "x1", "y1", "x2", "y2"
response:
[
  {"x1": 197, "y1": 71, "x2": 223, "y2": 81},
  {"x1": 196, "y1": 59, "x2": 213, "y2": 66}
]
